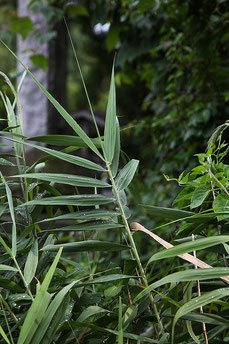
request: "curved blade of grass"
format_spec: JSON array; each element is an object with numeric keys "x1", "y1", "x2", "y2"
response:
[
  {"x1": 28, "y1": 134, "x2": 102, "y2": 148},
  {"x1": 123, "y1": 305, "x2": 138, "y2": 331},
  {"x1": 14, "y1": 173, "x2": 110, "y2": 188},
  {"x1": 17, "y1": 247, "x2": 63, "y2": 344},
  {"x1": 0, "y1": 325, "x2": 10, "y2": 344},
  {"x1": 172, "y1": 288, "x2": 229, "y2": 336},
  {"x1": 41, "y1": 241, "x2": 129, "y2": 253},
  {"x1": 134, "y1": 268, "x2": 229, "y2": 303},
  {"x1": 7, "y1": 138, "x2": 106, "y2": 172},
  {"x1": 49, "y1": 220, "x2": 123, "y2": 232},
  {"x1": 0, "y1": 264, "x2": 17, "y2": 272},
  {"x1": 115, "y1": 159, "x2": 139, "y2": 191},
  {"x1": 78, "y1": 274, "x2": 133, "y2": 287},
  {"x1": 24, "y1": 238, "x2": 38, "y2": 286},
  {"x1": 39, "y1": 209, "x2": 119, "y2": 223},
  {"x1": 148, "y1": 235, "x2": 229, "y2": 263},
  {"x1": 1, "y1": 40, "x2": 104, "y2": 160},
  {"x1": 104, "y1": 61, "x2": 116, "y2": 163},
  {"x1": 19, "y1": 194, "x2": 114, "y2": 207},
  {"x1": 31, "y1": 281, "x2": 77, "y2": 344}
]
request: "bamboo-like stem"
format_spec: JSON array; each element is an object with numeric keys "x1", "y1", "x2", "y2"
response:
[{"x1": 107, "y1": 166, "x2": 164, "y2": 335}]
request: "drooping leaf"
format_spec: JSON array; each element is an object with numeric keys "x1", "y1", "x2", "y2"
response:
[
  {"x1": 104, "y1": 61, "x2": 116, "y2": 163},
  {"x1": 77, "y1": 306, "x2": 109, "y2": 323},
  {"x1": 190, "y1": 186, "x2": 210, "y2": 209},
  {"x1": 115, "y1": 159, "x2": 139, "y2": 191},
  {"x1": 1, "y1": 41, "x2": 104, "y2": 160}
]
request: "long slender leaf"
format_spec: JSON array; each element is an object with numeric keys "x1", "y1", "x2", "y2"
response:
[
  {"x1": 41, "y1": 241, "x2": 129, "y2": 252},
  {"x1": 28, "y1": 134, "x2": 102, "y2": 148},
  {"x1": 0, "y1": 264, "x2": 17, "y2": 272},
  {"x1": 1, "y1": 40, "x2": 104, "y2": 160},
  {"x1": 173, "y1": 288, "x2": 229, "y2": 328},
  {"x1": 8, "y1": 138, "x2": 106, "y2": 172},
  {"x1": 104, "y1": 61, "x2": 116, "y2": 162},
  {"x1": 76, "y1": 305, "x2": 109, "y2": 322},
  {"x1": 24, "y1": 238, "x2": 38, "y2": 285},
  {"x1": 49, "y1": 220, "x2": 123, "y2": 232},
  {"x1": 111, "y1": 117, "x2": 120, "y2": 177},
  {"x1": 39, "y1": 209, "x2": 119, "y2": 223},
  {"x1": 19, "y1": 194, "x2": 114, "y2": 207},
  {"x1": 31, "y1": 281, "x2": 77, "y2": 344},
  {"x1": 134, "y1": 267, "x2": 229, "y2": 303},
  {"x1": 115, "y1": 159, "x2": 139, "y2": 191},
  {"x1": 14, "y1": 173, "x2": 110, "y2": 188},
  {"x1": 17, "y1": 247, "x2": 63, "y2": 344},
  {"x1": 148, "y1": 235, "x2": 229, "y2": 263},
  {"x1": 143, "y1": 205, "x2": 194, "y2": 220},
  {"x1": 0, "y1": 325, "x2": 10, "y2": 344},
  {"x1": 118, "y1": 296, "x2": 123, "y2": 344}
]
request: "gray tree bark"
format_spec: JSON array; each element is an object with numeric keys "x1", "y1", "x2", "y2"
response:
[{"x1": 17, "y1": 0, "x2": 49, "y2": 140}]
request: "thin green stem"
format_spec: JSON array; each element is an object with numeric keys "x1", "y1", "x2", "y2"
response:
[
  {"x1": 13, "y1": 257, "x2": 34, "y2": 301},
  {"x1": 107, "y1": 166, "x2": 164, "y2": 335}
]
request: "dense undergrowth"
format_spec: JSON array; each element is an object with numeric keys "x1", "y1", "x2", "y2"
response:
[{"x1": 1, "y1": 41, "x2": 229, "y2": 344}]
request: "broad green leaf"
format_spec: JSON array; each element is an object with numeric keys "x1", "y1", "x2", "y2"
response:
[
  {"x1": 28, "y1": 134, "x2": 102, "y2": 148},
  {"x1": 50, "y1": 220, "x2": 123, "y2": 232},
  {"x1": 190, "y1": 186, "x2": 210, "y2": 209},
  {"x1": 173, "y1": 288, "x2": 229, "y2": 328},
  {"x1": 148, "y1": 235, "x2": 229, "y2": 264},
  {"x1": 0, "y1": 264, "x2": 17, "y2": 272},
  {"x1": 15, "y1": 173, "x2": 110, "y2": 188},
  {"x1": 40, "y1": 209, "x2": 119, "y2": 223},
  {"x1": 77, "y1": 305, "x2": 109, "y2": 323},
  {"x1": 41, "y1": 241, "x2": 129, "y2": 253},
  {"x1": 118, "y1": 297, "x2": 123, "y2": 344},
  {"x1": 143, "y1": 205, "x2": 194, "y2": 220},
  {"x1": 19, "y1": 194, "x2": 114, "y2": 207},
  {"x1": 17, "y1": 247, "x2": 63, "y2": 344},
  {"x1": 134, "y1": 267, "x2": 229, "y2": 302},
  {"x1": 24, "y1": 238, "x2": 38, "y2": 285},
  {"x1": 213, "y1": 192, "x2": 229, "y2": 220},
  {"x1": 1, "y1": 173, "x2": 16, "y2": 256},
  {"x1": 31, "y1": 281, "x2": 77, "y2": 344},
  {"x1": 1, "y1": 41, "x2": 104, "y2": 160},
  {"x1": 115, "y1": 159, "x2": 139, "y2": 191},
  {"x1": 9, "y1": 138, "x2": 106, "y2": 172},
  {"x1": 110, "y1": 117, "x2": 120, "y2": 177},
  {"x1": 0, "y1": 325, "x2": 10, "y2": 344},
  {"x1": 104, "y1": 62, "x2": 116, "y2": 162}
]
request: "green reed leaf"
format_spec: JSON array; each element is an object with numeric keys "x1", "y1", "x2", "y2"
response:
[
  {"x1": 24, "y1": 238, "x2": 38, "y2": 286},
  {"x1": 28, "y1": 134, "x2": 102, "y2": 148},
  {"x1": 115, "y1": 159, "x2": 139, "y2": 191},
  {"x1": 104, "y1": 61, "x2": 116, "y2": 163},
  {"x1": 49, "y1": 220, "x2": 123, "y2": 232},
  {"x1": 110, "y1": 117, "x2": 120, "y2": 177},
  {"x1": 15, "y1": 173, "x2": 110, "y2": 188},
  {"x1": 41, "y1": 241, "x2": 129, "y2": 252}
]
